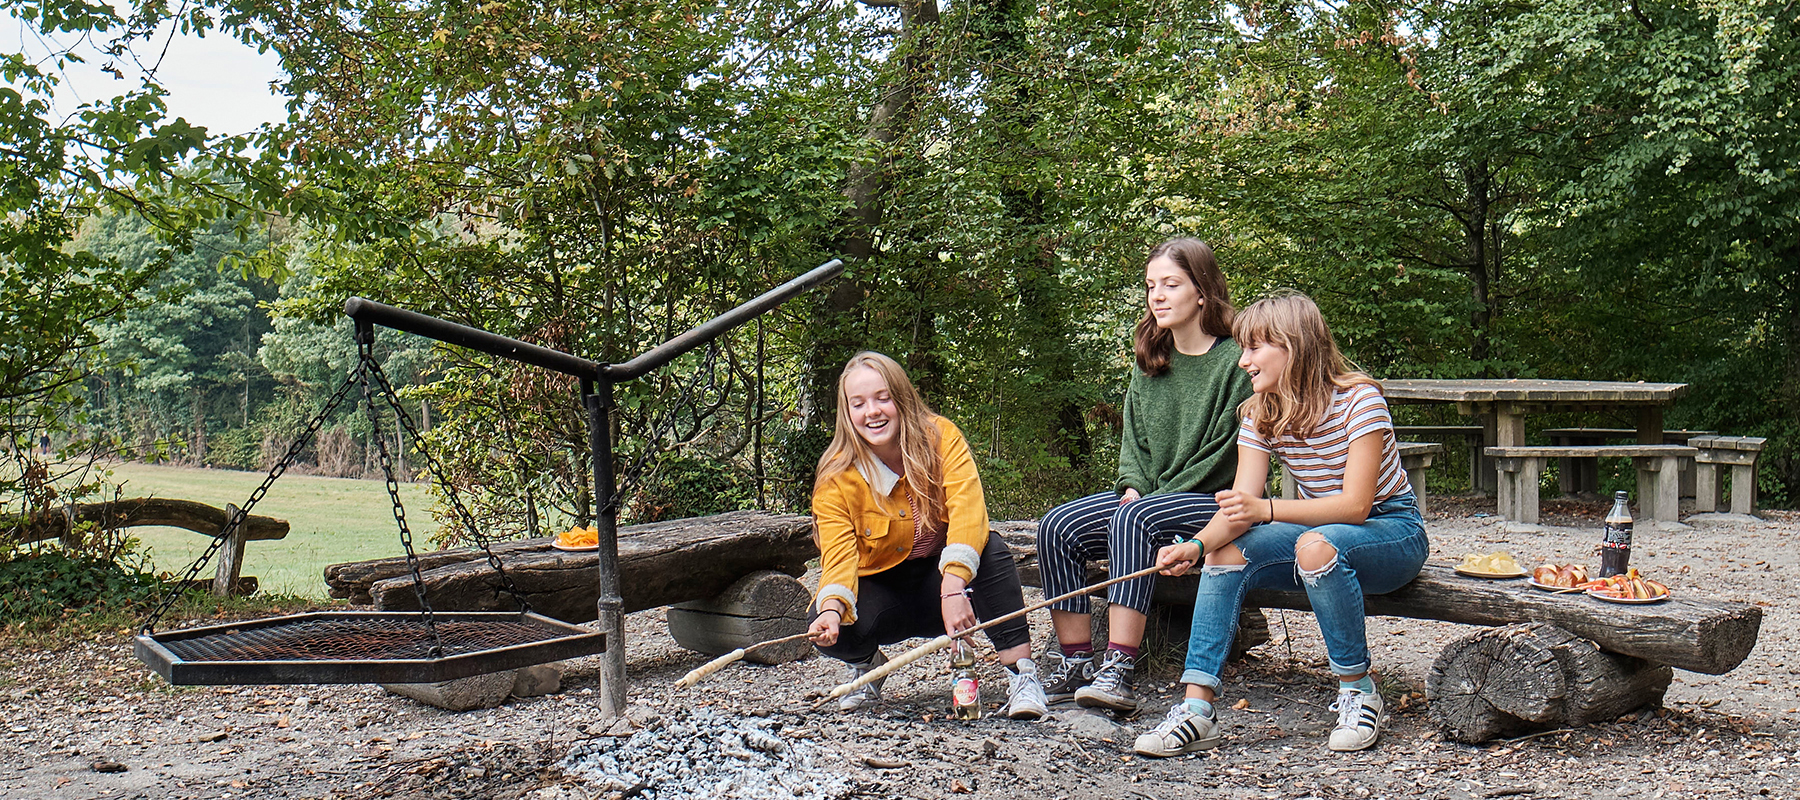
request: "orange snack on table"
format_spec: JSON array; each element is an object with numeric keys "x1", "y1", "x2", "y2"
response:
[{"x1": 557, "y1": 526, "x2": 599, "y2": 548}]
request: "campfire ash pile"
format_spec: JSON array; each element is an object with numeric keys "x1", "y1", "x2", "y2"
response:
[{"x1": 561, "y1": 707, "x2": 850, "y2": 799}]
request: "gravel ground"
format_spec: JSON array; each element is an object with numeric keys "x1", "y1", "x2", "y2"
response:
[{"x1": 3, "y1": 497, "x2": 1796, "y2": 800}]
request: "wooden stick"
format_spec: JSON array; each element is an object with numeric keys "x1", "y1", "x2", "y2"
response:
[
  {"x1": 827, "y1": 562, "x2": 1170, "y2": 700},
  {"x1": 675, "y1": 631, "x2": 816, "y2": 689}
]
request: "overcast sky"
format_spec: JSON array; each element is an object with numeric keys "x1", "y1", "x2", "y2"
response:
[{"x1": 7, "y1": 14, "x2": 288, "y2": 137}]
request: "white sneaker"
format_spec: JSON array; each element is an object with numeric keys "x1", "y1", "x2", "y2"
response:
[
  {"x1": 837, "y1": 650, "x2": 888, "y2": 712},
  {"x1": 1327, "y1": 688, "x2": 1384, "y2": 751},
  {"x1": 1004, "y1": 658, "x2": 1049, "y2": 720},
  {"x1": 1134, "y1": 702, "x2": 1222, "y2": 757}
]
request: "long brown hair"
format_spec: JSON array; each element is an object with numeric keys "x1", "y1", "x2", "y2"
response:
[
  {"x1": 1133, "y1": 238, "x2": 1236, "y2": 376},
  {"x1": 814, "y1": 352, "x2": 946, "y2": 527},
  {"x1": 1234, "y1": 292, "x2": 1380, "y2": 440}
]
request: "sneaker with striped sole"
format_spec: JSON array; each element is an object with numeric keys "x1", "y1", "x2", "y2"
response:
[
  {"x1": 1133, "y1": 702, "x2": 1221, "y2": 757},
  {"x1": 1327, "y1": 688, "x2": 1384, "y2": 751}
]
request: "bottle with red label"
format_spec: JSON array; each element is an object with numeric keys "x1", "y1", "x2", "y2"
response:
[
  {"x1": 1599, "y1": 491, "x2": 1633, "y2": 577},
  {"x1": 950, "y1": 639, "x2": 980, "y2": 720}
]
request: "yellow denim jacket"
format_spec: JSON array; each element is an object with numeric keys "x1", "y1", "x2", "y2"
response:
[{"x1": 812, "y1": 416, "x2": 989, "y2": 625}]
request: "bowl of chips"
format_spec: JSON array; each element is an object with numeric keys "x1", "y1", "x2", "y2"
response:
[
  {"x1": 1454, "y1": 551, "x2": 1526, "y2": 578},
  {"x1": 553, "y1": 526, "x2": 600, "y2": 551}
]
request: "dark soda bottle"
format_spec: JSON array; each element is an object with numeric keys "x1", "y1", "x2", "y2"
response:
[{"x1": 1599, "y1": 491, "x2": 1633, "y2": 578}]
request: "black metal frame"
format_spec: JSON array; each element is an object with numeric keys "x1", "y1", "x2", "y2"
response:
[
  {"x1": 135, "y1": 611, "x2": 606, "y2": 685},
  {"x1": 343, "y1": 258, "x2": 843, "y2": 714}
]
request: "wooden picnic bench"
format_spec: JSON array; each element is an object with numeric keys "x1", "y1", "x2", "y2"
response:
[
  {"x1": 1394, "y1": 425, "x2": 1484, "y2": 491},
  {"x1": 1485, "y1": 445, "x2": 1696, "y2": 525},
  {"x1": 1690, "y1": 436, "x2": 1767, "y2": 515},
  {"x1": 1539, "y1": 428, "x2": 1713, "y2": 497},
  {"x1": 993, "y1": 522, "x2": 1760, "y2": 743}
]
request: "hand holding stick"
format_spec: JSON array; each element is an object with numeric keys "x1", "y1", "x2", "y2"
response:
[
  {"x1": 675, "y1": 631, "x2": 817, "y2": 689},
  {"x1": 826, "y1": 562, "x2": 1170, "y2": 701}
]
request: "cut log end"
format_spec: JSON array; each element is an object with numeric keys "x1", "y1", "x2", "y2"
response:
[
  {"x1": 667, "y1": 571, "x2": 811, "y2": 665},
  {"x1": 1427, "y1": 623, "x2": 1671, "y2": 743}
]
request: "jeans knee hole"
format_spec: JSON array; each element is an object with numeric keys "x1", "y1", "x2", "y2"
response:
[
  {"x1": 1297, "y1": 559, "x2": 1337, "y2": 585},
  {"x1": 1200, "y1": 564, "x2": 1246, "y2": 577}
]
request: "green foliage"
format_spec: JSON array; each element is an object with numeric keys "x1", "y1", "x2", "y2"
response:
[
  {"x1": 631, "y1": 454, "x2": 757, "y2": 523},
  {"x1": 0, "y1": 549, "x2": 166, "y2": 623}
]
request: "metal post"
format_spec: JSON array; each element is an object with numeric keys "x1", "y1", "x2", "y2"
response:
[{"x1": 584, "y1": 378, "x2": 626, "y2": 717}]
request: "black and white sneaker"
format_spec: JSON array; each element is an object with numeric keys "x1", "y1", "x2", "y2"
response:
[
  {"x1": 1133, "y1": 702, "x2": 1222, "y2": 757},
  {"x1": 1074, "y1": 649, "x2": 1137, "y2": 712},
  {"x1": 1327, "y1": 688, "x2": 1384, "y2": 751},
  {"x1": 1041, "y1": 651, "x2": 1095, "y2": 704}
]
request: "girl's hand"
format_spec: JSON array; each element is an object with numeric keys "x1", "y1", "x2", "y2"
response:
[
  {"x1": 1119, "y1": 488, "x2": 1141, "y2": 506},
  {"x1": 940, "y1": 577, "x2": 977, "y2": 636},
  {"x1": 1216, "y1": 489, "x2": 1267, "y2": 524},
  {"x1": 808, "y1": 608, "x2": 842, "y2": 647},
  {"x1": 1156, "y1": 541, "x2": 1202, "y2": 576}
]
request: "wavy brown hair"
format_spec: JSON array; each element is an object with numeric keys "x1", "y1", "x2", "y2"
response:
[
  {"x1": 814, "y1": 352, "x2": 946, "y2": 528},
  {"x1": 1234, "y1": 292, "x2": 1380, "y2": 440},
  {"x1": 1133, "y1": 238, "x2": 1236, "y2": 376}
]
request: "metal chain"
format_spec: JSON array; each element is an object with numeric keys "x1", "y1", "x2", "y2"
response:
[
  {"x1": 361, "y1": 354, "x2": 532, "y2": 612},
  {"x1": 603, "y1": 341, "x2": 724, "y2": 516},
  {"x1": 359, "y1": 335, "x2": 444, "y2": 658},
  {"x1": 140, "y1": 371, "x2": 362, "y2": 634}
]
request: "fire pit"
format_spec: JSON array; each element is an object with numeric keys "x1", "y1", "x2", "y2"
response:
[{"x1": 560, "y1": 707, "x2": 849, "y2": 799}]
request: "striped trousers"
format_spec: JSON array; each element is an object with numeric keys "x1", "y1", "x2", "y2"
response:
[{"x1": 1037, "y1": 490, "x2": 1221, "y2": 615}]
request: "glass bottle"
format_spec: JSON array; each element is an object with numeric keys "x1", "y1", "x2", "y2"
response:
[
  {"x1": 1599, "y1": 491, "x2": 1633, "y2": 578},
  {"x1": 950, "y1": 639, "x2": 980, "y2": 720}
]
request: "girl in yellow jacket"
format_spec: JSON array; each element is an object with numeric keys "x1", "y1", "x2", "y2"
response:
[{"x1": 806, "y1": 351, "x2": 1049, "y2": 718}]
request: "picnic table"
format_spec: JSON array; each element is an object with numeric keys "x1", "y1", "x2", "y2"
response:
[{"x1": 1383, "y1": 379, "x2": 1689, "y2": 509}]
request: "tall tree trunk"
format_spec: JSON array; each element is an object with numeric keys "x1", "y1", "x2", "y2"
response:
[
  {"x1": 1464, "y1": 161, "x2": 1497, "y2": 375},
  {"x1": 803, "y1": 0, "x2": 941, "y2": 428}
]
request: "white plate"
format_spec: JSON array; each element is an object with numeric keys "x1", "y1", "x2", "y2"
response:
[
  {"x1": 551, "y1": 541, "x2": 599, "y2": 552},
  {"x1": 1585, "y1": 587, "x2": 1670, "y2": 604},
  {"x1": 1528, "y1": 578, "x2": 1586, "y2": 593},
  {"x1": 1454, "y1": 566, "x2": 1527, "y2": 579}
]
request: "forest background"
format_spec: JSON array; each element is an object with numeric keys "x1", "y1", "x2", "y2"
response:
[{"x1": 5, "y1": 0, "x2": 1797, "y2": 554}]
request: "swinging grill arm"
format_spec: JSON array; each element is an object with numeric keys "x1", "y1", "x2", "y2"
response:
[
  {"x1": 602, "y1": 258, "x2": 844, "y2": 381},
  {"x1": 341, "y1": 257, "x2": 844, "y2": 718}
]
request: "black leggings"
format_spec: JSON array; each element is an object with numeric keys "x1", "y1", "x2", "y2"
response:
[{"x1": 815, "y1": 534, "x2": 1031, "y2": 664}]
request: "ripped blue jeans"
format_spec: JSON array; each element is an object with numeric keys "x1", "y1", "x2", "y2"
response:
[{"x1": 1181, "y1": 494, "x2": 1428, "y2": 690}]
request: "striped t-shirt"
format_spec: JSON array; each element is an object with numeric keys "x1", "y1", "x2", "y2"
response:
[{"x1": 1238, "y1": 383, "x2": 1410, "y2": 501}]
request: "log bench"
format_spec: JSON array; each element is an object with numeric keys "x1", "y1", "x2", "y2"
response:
[
  {"x1": 1280, "y1": 442, "x2": 1445, "y2": 515},
  {"x1": 993, "y1": 521, "x2": 1760, "y2": 742},
  {"x1": 1539, "y1": 428, "x2": 1713, "y2": 498},
  {"x1": 1690, "y1": 435, "x2": 1766, "y2": 515},
  {"x1": 5, "y1": 497, "x2": 289, "y2": 596},
  {"x1": 1484, "y1": 445, "x2": 1696, "y2": 524}
]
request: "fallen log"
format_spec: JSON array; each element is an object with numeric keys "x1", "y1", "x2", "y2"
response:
[
  {"x1": 4, "y1": 497, "x2": 289, "y2": 545},
  {"x1": 1427, "y1": 623, "x2": 1673, "y2": 743},
  {"x1": 666, "y1": 570, "x2": 812, "y2": 665},
  {"x1": 339, "y1": 511, "x2": 815, "y2": 623}
]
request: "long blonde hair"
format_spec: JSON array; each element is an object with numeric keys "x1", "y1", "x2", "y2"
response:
[
  {"x1": 1234, "y1": 292, "x2": 1381, "y2": 440},
  {"x1": 814, "y1": 352, "x2": 946, "y2": 527}
]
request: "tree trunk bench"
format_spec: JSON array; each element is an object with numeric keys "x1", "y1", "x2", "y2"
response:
[
  {"x1": 1539, "y1": 428, "x2": 1713, "y2": 498},
  {"x1": 5, "y1": 497, "x2": 289, "y2": 596},
  {"x1": 1690, "y1": 436, "x2": 1766, "y2": 515},
  {"x1": 993, "y1": 520, "x2": 1761, "y2": 742},
  {"x1": 1485, "y1": 445, "x2": 1697, "y2": 524}
]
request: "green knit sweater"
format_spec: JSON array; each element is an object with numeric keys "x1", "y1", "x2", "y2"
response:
[{"x1": 1115, "y1": 337, "x2": 1256, "y2": 497}]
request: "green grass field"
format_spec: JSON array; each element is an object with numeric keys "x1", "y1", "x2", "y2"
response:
[{"x1": 93, "y1": 462, "x2": 435, "y2": 598}]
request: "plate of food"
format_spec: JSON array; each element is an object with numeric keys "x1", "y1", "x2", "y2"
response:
[
  {"x1": 1529, "y1": 563, "x2": 1591, "y2": 592},
  {"x1": 1453, "y1": 551, "x2": 1527, "y2": 578},
  {"x1": 1585, "y1": 568, "x2": 1671, "y2": 604},
  {"x1": 552, "y1": 526, "x2": 600, "y2": 552}
]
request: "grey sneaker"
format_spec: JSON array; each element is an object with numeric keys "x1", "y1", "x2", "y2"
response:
[
  {"x1": 837, "y1": 650, "x2": 889, "y2": 712},
  {"x1": 1074, "y1": 649, "x2": 1137, "y2": 712},
  {"x1": 1042, "y1": 650, "x2": 1095, "y2": 704},
  {"x1": 1134, "y1": 702, "x2": 1222, "y2": 757},
  {"x1": 1004, "y1": 658, "x2": 1049, "y2": 720},
  {"x1": 1327, "y1": 688, "x2": 1384, "y2": 751}
]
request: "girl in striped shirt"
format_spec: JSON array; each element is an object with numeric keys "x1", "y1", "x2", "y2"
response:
[{"x1": 1134, "y1": 292, "x2": 1428, "y2": 757}]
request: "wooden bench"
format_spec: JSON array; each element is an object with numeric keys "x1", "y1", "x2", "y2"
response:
[
  {"x1": 1485, "y1": 445, "x2": 1696, "y2": 524},
  {"x1": 994, "y1": 523, "x2": 1761, "y2": 742},
  {"x1": 1690, "y1": 435, "x2": 1767, "y2": 515},
  {"x1": 1539, "y1": 428, "x2": 1713, "y2": 497},
  {"x1": 1394, "y1": 424, "x2": 1484, "y2": 491},
  {"x1": 1281, "y1": 442, "x2": 1445, "y2": 515},
  {"x1": 6, "y1": 497, "x2": 288, "y2": 596}
]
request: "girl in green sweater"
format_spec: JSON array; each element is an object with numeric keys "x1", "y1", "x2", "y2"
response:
[{"x1": 1035, "y1": 238, "x2": 1255, "y2": 712}]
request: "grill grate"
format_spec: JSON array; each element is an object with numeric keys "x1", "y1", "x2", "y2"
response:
[
  {"x1": 161, "y1": 618, "x2": 560, "y2": 662},
  {"x1": 137, "y1": 611, "x2": 606, "y2": 685}
]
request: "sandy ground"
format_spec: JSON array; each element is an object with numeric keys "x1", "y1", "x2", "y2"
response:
[{"x1": 2, "y1": 497, "x2": 1796, "y2": 800}]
